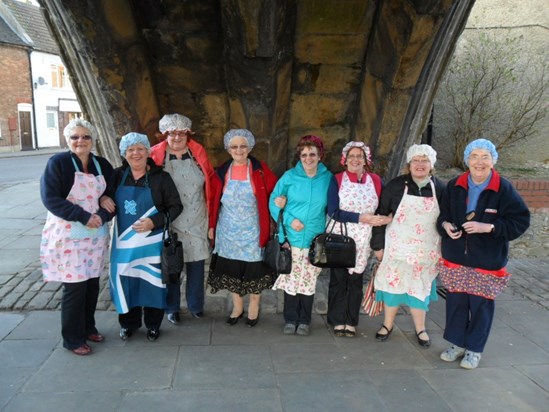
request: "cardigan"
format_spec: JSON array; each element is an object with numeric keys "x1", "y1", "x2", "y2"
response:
[{"x1": 40, "y1": 151, "x2": 115, "y2": 225}]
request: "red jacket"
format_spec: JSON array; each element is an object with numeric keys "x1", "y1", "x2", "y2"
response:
[
  {"x1": 210, "y1": 156, "x2": 277, "y2": 248},
  {"x1": 150, "y1": 139, "x2": 217, "y2": 227}
]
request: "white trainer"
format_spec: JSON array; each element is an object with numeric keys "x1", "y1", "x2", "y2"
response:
[
  {"x1": 460, "y1": 350, "x2": 482, "y2": 369},
  {"x1": 440, "y1": 345, "x2": 466, "y2": 362}
]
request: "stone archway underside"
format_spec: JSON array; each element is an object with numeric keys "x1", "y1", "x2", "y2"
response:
[{"x1": 40, "y1": 0, "x2": 474, "y2": 177}]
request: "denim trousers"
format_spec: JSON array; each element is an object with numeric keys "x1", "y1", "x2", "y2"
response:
[
  {"x1": 166, "y1": 259, "x2": 205, "y2": 314},
  {"x1": 283, "y1": 292, "x2": 314, "y2": 325}
]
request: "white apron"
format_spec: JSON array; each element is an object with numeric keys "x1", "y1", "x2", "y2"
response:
[
  {"x1": 374, "y1": 180, "x2": 440, "y2": 301},
  {"x1": 332, "y1": 172, "x2": 378, "y2": 274}
]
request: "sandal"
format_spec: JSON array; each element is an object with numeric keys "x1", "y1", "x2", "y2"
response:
[
  {"x1": 333, "y1": 326, "x2": 346, "y2": 337},
  {"x1": 375, "y1": 324, "x2": 393, "y2": 341},
  {"x1": 344, "y1": 328, "x2": 356, "y2": 338}
]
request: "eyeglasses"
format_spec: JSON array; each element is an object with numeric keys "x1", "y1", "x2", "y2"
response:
[
  {"x1": 168, "y1": 131, "x2": 189, "y2": 138},
  {"x1": 468, "y1": 154, "x2": 491, "y2": 162},
  {"x1": 300, "y1": 153, "x2": 318, "y2": 159},
  {"x1": 411, "y1": 159, "x2": 430, "y2": 164},
  {"x1": 347, "y1": 154, "x2": 364, "y2": 160},
  {"x1": 69, "y1": 135, "x2": 92, "y2": 141},
  {"x1": 229, "y1": 145, "x2": 248, "y2": 150}
]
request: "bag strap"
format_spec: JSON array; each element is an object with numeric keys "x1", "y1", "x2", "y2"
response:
[
  {"x1": 325, "y1": 213, "x2": 348, "y2": 236},
  {"x1": 276, "y1": 209, "x2": 288, "y2": 243},
  {"x1": 163, "y1": 211, "x2": 171, "y2": 242}
]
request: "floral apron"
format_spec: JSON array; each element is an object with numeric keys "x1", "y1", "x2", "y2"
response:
[
  {"x1": 40, "y1": 156, "x2": 108, "y2": 282},
  {"x1": 214, "y1": 162, "x2": 261, "y2": 262},
  {"x1": 164, "y1": 152, "x2": 209, "y2": 262},
  {"x1": 374, "y1": 181, "x2": 440, "y2": 301},
  {"x1": 331, "y1": 172, "x2": 378, "y2": 274},
  {"x1": 109, "y1": 168, "x2": 165, "y2": 314}
]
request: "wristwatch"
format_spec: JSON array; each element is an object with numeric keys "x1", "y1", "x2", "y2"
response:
[{"x1": 489, "y1": 224, "x2": 495, "y2": 233}]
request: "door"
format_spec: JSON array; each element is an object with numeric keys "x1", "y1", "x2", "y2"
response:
[{"x1": 19, "y1": 111, "x2": 33, "y2": 150}]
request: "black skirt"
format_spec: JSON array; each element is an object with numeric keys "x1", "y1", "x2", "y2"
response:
[{"x1": 207, "y1": 254, "x2": 275, "y2": 296}]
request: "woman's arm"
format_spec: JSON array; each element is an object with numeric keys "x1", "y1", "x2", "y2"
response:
[{"x1": 40, "y1": 155, "x2": 91, "y2": 224}]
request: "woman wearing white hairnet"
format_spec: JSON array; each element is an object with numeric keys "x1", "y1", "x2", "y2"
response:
[
  {"x1": 151, "y1": 114, "x2": 216, "y2": 323},
  {"x1": 109, "y1": 133, "x2": 182, "y2": 342},
  {"x1": 40, "y1": 118, "x2": 115, "y2": 356},
  {"x1": 370, "y1": 144, "x2": 445, "y2": 348}
]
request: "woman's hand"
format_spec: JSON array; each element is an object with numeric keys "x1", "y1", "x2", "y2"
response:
[
  {"x1": 100, "y1": 196, "x2": 116, "y2": 213},
  {"x1": 442, "y1": 221, "x2": 462, "y2": 239},
  {"x1": 274, "y1": 196, "x2": 287, "y2": 209},
  {"x1": 359, "y1": 213, "x2": 392, "y2": 226},
  {"x1": 132, "y1": 217, "x2": 154, "y2": 233},
  {"x1": 291, "y1": 218, "x2": 304, "y2": 231},
  {"x1": 86, "y1": 214, "x2": 103, "y2": 229},
  {"x1": 374, "y1": 249, "x2": 384, "y2": 261},
  {"x1": 208, "y1": 228, "x2": 215, "y2": 240},
  {"x1": 462, "y1": 221, "x2": 493, "y2": 235}
]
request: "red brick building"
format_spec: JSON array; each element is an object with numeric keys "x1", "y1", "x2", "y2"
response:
[{"x1": 0, "y1": 3, "x2": 33, "y2": 151}]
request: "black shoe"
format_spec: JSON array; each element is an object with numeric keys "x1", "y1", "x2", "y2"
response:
[
  {"x1": 416, "y1": 329, "x2": 431, "y2": 348},
  {"x1": 226, "y1": 312, "x2": 244, "y2": 325},
  {"x1": 147, "y1": 328, "x2": 160, "y2": 341},
  {"x1": 246, "y1": 317, "x2": 259, "y2": 327},
  {"x1": 119, "y1": 328, "x2": 132, "y2": 340},
  {"x1": 191, "y1": 312, "x2": 204, "y2": 319},
  {"x1": 375, "y1": 324, "x2": 393, "y2": 341},
  {"x1": 167, "y1": 313, "x2": 180, "y2": 324}
]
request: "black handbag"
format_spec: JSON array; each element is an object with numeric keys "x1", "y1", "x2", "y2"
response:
[
  {"x1": 309, "y1": 218, "x2": 356, "y2": 268},
  {"x1": 263, "y1": 210, "x2": 292, "y2": 274},
  {"x1": 161, "y1": 213, "x2": 184, "y2": 284}
]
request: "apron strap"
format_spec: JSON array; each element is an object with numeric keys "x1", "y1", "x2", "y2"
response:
[
  {"x1": 71, "y1": 155, "x2": 102, "y2": 175},
  {"x1": 121, "y1": 167, "x2": 149, "y2": 187}
]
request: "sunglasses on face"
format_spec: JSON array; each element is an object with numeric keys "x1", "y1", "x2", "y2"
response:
[{"x1": 69, "y1": 135, "x2": 92, "y2": 141}]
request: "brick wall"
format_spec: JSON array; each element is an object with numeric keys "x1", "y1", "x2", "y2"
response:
[
  {"x1": 511, "y1": 179, "x2": 549, "y2": 212},
  {"x1": 0, "y1": 45, "x2": 32, "y2": 148}
]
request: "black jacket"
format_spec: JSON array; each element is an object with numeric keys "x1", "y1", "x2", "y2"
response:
[
  {"x1": 114, "y1": 159, "x2": 183, "y2": 230},
  {"x1": 370, "y1": 174, "x2": 445, "y2": 250}
]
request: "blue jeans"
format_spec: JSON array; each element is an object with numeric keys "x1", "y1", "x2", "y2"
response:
[{"x1": 166, "y1": 260, "x2": 205, "y2": 314}]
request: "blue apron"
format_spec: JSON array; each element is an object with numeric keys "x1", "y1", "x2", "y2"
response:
[{"x1": 109, "y1": 168, "x2": 166, "y2": 313}]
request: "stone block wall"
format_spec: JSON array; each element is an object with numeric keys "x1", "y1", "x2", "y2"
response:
[{"x1": 0, "y1": 45, "x2": 32, "y2": 150}]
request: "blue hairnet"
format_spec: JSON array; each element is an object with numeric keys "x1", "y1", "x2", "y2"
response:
[
  {"x1": 464, "y1": 138, "x2": 498, "y2": 166},
  {"x1": 119, "y1": 132, "x2": 150, "y2": 156},
  {"x1": 223, "y1": 129, "x2": 255, "y2": 150}
]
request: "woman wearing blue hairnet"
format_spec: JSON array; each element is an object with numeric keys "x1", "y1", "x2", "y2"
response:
[
  {"x1": 437, "y1": 138, "x2": 530, "y2": 369},
  {"x1": 109, "y1": 133, "x2": 182, "y2": 342}
]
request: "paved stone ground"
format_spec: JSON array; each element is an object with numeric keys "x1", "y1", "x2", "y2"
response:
[{"x1": 1, "y1": 257, "x2": 549, "y2": 314}]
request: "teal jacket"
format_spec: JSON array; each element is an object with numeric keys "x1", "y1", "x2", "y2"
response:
[{"x1": 269, "y1": 162, "x2": 333, "y2": 248}]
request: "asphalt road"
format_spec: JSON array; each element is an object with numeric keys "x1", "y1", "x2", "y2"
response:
[{"x1": 0, "y1": 153, "x2": 51, "y2": 184}]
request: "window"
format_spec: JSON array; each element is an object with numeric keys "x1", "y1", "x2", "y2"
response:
[
  {"x1": 46, "y1": 112, "x2": 56, "y2": 128},
  {"x1": 50, "y1": 64, "x2": 70, "y2": 88}
]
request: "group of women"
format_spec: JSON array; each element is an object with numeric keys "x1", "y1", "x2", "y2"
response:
[{"x1": 40, "y1": 117, "x2": 530, "y2": 370}]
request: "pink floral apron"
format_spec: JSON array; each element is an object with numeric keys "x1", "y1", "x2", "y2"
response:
[
  {"x1": 40, "y1": 157, "x2": 109, "y2": 283},
  {"x1": 374, "y1": 181, "x2": 440, "y2": 301},
  {"x1": 331, "y1": 172, "x2": 378, "y2": 274}
]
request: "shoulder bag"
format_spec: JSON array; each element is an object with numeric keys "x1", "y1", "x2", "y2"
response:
[
  {"x1": 362, "y1": 262, "x2": 384, "y2": 316},
  {"x1": 308, "y1": 217, "x2": 356, "y2": 268},
  {"x1": 263, "y1": 210, "x2": 292, "y2": 274},
  {"x1": 161, "y1": 212, "x2": 184, "y2": 284}
]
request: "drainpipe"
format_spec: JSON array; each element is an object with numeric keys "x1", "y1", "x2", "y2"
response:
[{"x1": 28, "y1": 49, "x2": 39, "y2": 150}]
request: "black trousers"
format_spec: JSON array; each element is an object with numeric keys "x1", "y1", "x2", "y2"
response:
[
  {"x1": 61, "y1": 277, "x2": 100, "y2": 350},
  {"x1": 119, "y1": 306, "x2": 164, "y2": 330},
  {"x1": 283, "y1": 292, "x2": 314, "y2": 325},
  {"x1": 327, "y1": 268, "x2": 364, "y2": 327}
]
